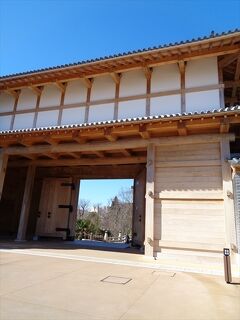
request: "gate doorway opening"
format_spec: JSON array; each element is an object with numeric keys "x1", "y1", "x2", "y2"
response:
[{"x1": 76, "y1": 179, "x2": 135, "y2": 250}]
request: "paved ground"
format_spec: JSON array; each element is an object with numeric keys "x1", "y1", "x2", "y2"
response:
[{"x1": 0, "y1": 243, "x2": 240, "y2": 320}]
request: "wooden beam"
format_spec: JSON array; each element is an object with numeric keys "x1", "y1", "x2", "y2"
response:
[
  {"x1": 178, "y1": 60, "x2": 186, "y2": 113},
  {"x1": 4, "y1": 134, "x2": 235, "y2": 156},
  {"x1": 29, "y1": 86, "x2": 43, "y2": 96},
  {"x1": 232, "y1": 56, "x2": 240, "y2": 99},
  {"x1": 9, "y1": 156, "x2": 147, "y2": 167},
  {"x1": 220, "y1": 137, "x2": 236, "y2": 248},
  {"x1": 144, "y1": 143, "x2": 155, "y2": 257},
  {"x1": 82, "y1": 77, "x2": 93, "y2": 89},
  {"x1": 16, "y1": 165, "x2": 36, "y2": 241},
  {"x1": 220, "y1": 119, "x2": 230, "y2": 133},
  {"x1": 219, "y1": 53, "x2": 238, "y2": 68},
  {"x1": 177, "y1": 122, "x2": 187, "y2": 136},
  {"x1": 110, "y1": 72, "x2": 121, "y2": 84},
  {"x1": 55, "y1": 81, "x2": 67, "y2": 93},
  {"x1": 0, "y1": 152, "x2": 8, "y2": 200},
  {"x1": 139, "y1": 125, "x2": 150, "y2": 139},
  {"x1": 104, "y1": 128, "x2": 118, "y2": 141}
]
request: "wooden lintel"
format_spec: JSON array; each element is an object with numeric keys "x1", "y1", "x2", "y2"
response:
[
  {"x1": 4, "y1": 134, "x2": 235, "y2": 157},
  {"x1": 220, "y1": 119, "x2": 230, "y2": 133},
  {"x1": 177, "y1": 122, "x2": 187, "y2": 136},
  {"x1": 9, "y1": 156, "x2": 147, "y2": 168},
  {"x1": 143, "y1": 66, "x2": 152, "y2": 80},
  {"x1": 82, "y1": 78, "x2": 93, "y2": 88},
  {"x1": 110, "y1": 72, "x2": 121, "y2": 84},
  {"x1": 29, "y1": 86, "x2": 43, "y2": 96}
]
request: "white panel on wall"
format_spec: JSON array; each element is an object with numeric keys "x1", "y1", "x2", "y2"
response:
[
  {"x1": 91, "y1": 75, "x2": 115, "y2": 101},
  {"x1": 119, "y1": 70, "x2": 146, "y2": 97},
  {"x1": 151, "y1": 64, "x2": 180, "y2": 93},
  {"x1": 88, "y1": 103, "x2": 114, "y2": 123},
  {"x1": 17, "y1": 88, "x2": 37, "y2": 110},
  {"x1": 13, "y1": 113, "x2": 35, "y2": 130},
  {"x1": 185, "y1": 57, "x2": 219, "y2": 88},
  {"x1": 118, "y1": 99, "x2": 146, "y2": 119},
  {"x1": 61, "y1": 107, "x2": 86, "y2": 125},
  {"x1": 0, "y1": 93, "x2": 15, "y2": 113},
  {"x1": 186, "y1": 90, "x2": 220, "y2": 112},
  {"x1": 36, "y1": 110, "x2": 59, "y2": 127},
  {"x1": 39, "y1": 84, "x2": 61, "y2": 108},
  {"x1": 150, "y1": 95, "x2": 181, "y2": 116},
  {"x1": 64, "y1": 80, "x2": 87, "y2": 105},
  {"x1": 0, "y1": 115, "x2": 12, "y2": 131}
]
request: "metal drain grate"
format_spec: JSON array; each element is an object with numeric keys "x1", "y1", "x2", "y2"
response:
[{"x1": 101, "y1": 276, "x2": 132, "y2": 285}]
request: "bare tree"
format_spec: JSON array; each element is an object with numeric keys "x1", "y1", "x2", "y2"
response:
[{"x1": 78, "y1": 199, "x2": 91, "y2": 218}]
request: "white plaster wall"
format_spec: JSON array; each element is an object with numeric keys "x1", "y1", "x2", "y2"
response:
[
  {"x1": 88, "y1": 103, "x2": 114, "y2": 123},
  {"x1": 151, "y1": 64, "x2": 180, "y2": 93},
  {"x1": 13, "y1": 113, "x2": 35, "y2": 130},
  {"x1": 119, "y1": 70, "x2": 146, "y2": 97},
  {"x1": 64, "y1": 80, "x2": 87, "y2": 105},
  {"x1": 39, "y1": 84, "x2": 61, "y2": 108},
  {"x1": 17, "y1": 88, "x2": 37, "y2": 110},
  {"x1": 61, "y1": 107, "x2": 86, "y2": 125},
  {"x1": 150, "y1": 95, "x2": 181, "y2": 116},
  {"x1": 91, "y1": 75, "x2": 115, "y2": 101},
  {"x1": 118, "y1": 99, "x2": 146, "y2": 119},
  {"x1": 0, "y1": 93, "x2": 15, "y2": 113},
  {"x1": 185, "y1": 57, "x2": 219, "y2": 88},
  {"x1": 0, "y1": 115, "x2": 12, "y2": 131},
  {"x1": 36, "y1": 110, "x2": 59, "y2": 127},
  {"x1": 186, "y1": 90, "x2": 220, "y2": 112}
]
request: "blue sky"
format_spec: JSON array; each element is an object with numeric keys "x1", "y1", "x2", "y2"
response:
[
  {"x1": 0, "y1": 0, "x2": 239, "y2": 76},
  {"x1": 79, "y1": 179, "x2": 133, "y2": 206}
]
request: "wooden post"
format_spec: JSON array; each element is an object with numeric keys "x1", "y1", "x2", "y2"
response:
[
  {"x1": 69, "y1": 178, "x2": 80, "y2": 238},
  {"x1": 0, "y1": 151, "x2": 8, "y2": 200},
  {"x1": 16, "y1": 165, "x2": 36, "y2": 241},
  {"x1": 220, "y1": 137, "x2": 236, "y2": 248},
  {"x1": 144, "y1": 143, "x2": 155, "y2": 256}
]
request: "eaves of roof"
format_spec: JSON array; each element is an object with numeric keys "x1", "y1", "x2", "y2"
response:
[
  {"x1": 0, "y1": 105, "x2": 239, "y2": 136},
  {"x1": 1, "y1": 28, "x2": 239, "y2": 80}
]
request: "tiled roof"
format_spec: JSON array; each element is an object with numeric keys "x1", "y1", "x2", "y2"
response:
[
  {"x1": 1, "y1": 105, "x2": 239, "y2": 135},
  {"x1": 0, "y1": 28, "x2": 239, "y2": 80}
]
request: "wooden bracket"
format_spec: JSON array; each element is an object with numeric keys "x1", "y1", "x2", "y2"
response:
[
  {"x1": 143, "y1": 67, "x2": 152, "y2": 80},
  {"x1": 139, "y1": 125, "x2": 150, "y2": 139},
  {"x1": 177, "y1": 122, "x2": 187, "y2": 136},
  {"x1": 82, "y1": 78, "x2": 93, "y2": 89},
  {"x1": 29, "y1": 86, "x2": 43, "y2": 96},
  {"x1": 110, "y1": 72, "x2": 122, "y2": 84},
  {"x1": 104, "y1": 128, "x2": 118, "y2": 141},
  {"x1": 4, "y1": 89, "x2": 20, "y2": 98},
  {"x1": 55, "y1": 82, "x2": 67, "y2": 93}
]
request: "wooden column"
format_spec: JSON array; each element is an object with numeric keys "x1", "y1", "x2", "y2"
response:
[
  {"x1": 69, "y1": 178, "x2": 80, "y2": 238},
  {"x1": 218, "y1": 64, "x2": 225, "y2": 108},
  {"x1": 178, "y1": 61, "x2": 186, "y2": 113},
  {"x1": 0, "y1": 151, "x2": 8, "y2": 200},
  {"x1": 220, "y1": 137, "x2": 236, "y2": 248},
  {"x1": 16, "y1": 165, "x2": 36, "y2": 241},
  {"x1": 144, "y1": 143, "x2": 155, "y2": 256}
]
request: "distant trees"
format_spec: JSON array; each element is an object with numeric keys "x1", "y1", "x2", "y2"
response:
[{"x1": 76, "y1": 187, "x2": 133, "y2": 239}]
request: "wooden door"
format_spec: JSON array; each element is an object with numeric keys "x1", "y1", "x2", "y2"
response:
[
  {"x1": 35, "y1": 177, "x2": 72, "y2": 238},
  {"x1": 132, "y1": 169, "x2": 146, "y2": 247}
]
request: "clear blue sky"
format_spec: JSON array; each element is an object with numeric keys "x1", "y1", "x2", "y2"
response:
[
  {"x1": 79, "y1": 179, "x2": 133, "y2": 206},
  {"x1": 0, "y1": 0, "x2": 239, "y2": 76}
]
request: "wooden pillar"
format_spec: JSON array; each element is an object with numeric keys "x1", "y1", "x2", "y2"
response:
[
  {"x1": 220, "y1": 137, "x2": 236, "y2": 248},
  {"x1": 69, "y1": 178, "x2": 80, "y2": 238},
  {"x1": 144, "y1": 143, "x2": 155, "y2": 256},
  {"x1": 178, "y1": 61, "x2": 186, "y2": 113},
  {"x1": 16, "y1": 165, "x2": 36, "y2": 241},
  {"x1": 0, "y1": 151, "x2": 8, "y2": 200}
]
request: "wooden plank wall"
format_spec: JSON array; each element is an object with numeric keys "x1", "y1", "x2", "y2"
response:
[{"x1": 154, "y1": 141, "x2": 226, "y2": 257}]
